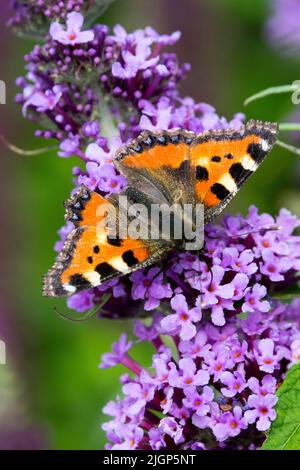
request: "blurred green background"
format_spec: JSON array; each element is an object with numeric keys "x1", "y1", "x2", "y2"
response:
[{"x1": 0, "y1": 0, "x2": 299, "y2": 449}]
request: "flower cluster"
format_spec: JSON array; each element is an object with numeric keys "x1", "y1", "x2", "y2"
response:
[
  {"x1": 99, "y1": 208, "x2": 300, "y2": 449},
  {"x1": 69, "y1": 205, "x2": 300, "y2": 327},
  {"x1": 266, "y1": 0, "x2": 300, "y2": 55},
  {"x1": 100, "y1": 205, "x2": 300, "y2": 449},
  {"x1": 8, "y1": 0, "x2": 114, "y2": 37},
  {"x1": 14, "y1": 11, "x2": 244, "y2": 200}
]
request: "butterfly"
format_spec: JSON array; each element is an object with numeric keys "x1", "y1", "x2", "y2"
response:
[{"x1": 43, "y1": 120, "x2": 278, "y2": 297}]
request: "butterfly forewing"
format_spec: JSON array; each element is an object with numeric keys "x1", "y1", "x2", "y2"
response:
[{"x1": 189, "y1": 120, "x2": 278, "y2": 221}]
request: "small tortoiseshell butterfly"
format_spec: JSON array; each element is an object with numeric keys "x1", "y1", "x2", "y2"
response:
[{"x1": 43, "y1": 120, "x2": 278, "y2": 297}]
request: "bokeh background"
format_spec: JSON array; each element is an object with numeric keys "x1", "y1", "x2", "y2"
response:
[{"x1": 0, "y1": 0, "x2": 299, "y2": 449}]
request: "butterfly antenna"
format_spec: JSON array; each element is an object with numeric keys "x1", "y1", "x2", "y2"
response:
[
  {"x1": 54, "y1": 294, "x2": 111, "y2": 322},
  {"x1": 205, "y1": 224, "x2": 282, "y2": 240},
  {"x1": 236, "y1": 224, "x2": 282, "y2": 238},
  {"x1": 145, "y1": 252, "x2": 180, "y2": 297},
  {"x1": 198, "y1": 249, "x2": 214, "y2": 292}
]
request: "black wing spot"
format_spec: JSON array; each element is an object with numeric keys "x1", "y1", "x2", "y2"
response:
[
  {"x1": 69, "y1": 274, "x2": 91, "y2": 289},
  {"x1": 95, "y1": 262, "x2": 118, "y2": 278},
  {"x1": 247, "y1": 143, "x2": 267, "y2": 163},
  {"x1": 224, "y1": 153, "x2": 234, "y2": 160},
  {"x1": 211, "y1": 156, "x2": 221, "y2": 162},
  {"x1": 107, "y1": 235, "x2": 122, "y2": 247},
  {"x1": 229, "y1": 163, "x2": 252, "y2": 185},
  {"x1": 211, "y1": 183, "x2": 230, "y2": 201},
  {"x1": 122, "y1": 250, "x2": 139, "y2": 267},
  {"x1": 87, "y1": 256, "x2": 93, "y2": 264},
  {"x1": 93, "y1": 245, "x2": 100, "y2": 254},
  {"x1": 196, "y1": 166, "x2": 209, "y2": 181}
]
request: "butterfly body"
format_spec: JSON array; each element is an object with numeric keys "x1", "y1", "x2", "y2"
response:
[{"x1": 43, "y1": 120, "x2": 278, "y2": 297}]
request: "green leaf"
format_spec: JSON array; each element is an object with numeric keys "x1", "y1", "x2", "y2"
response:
[{"x1": 262, "y1": 362, "x2": 300, "y2": 450}]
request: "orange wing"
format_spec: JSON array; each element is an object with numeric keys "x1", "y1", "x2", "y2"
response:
[
  {"x1": 43, "y1": 187, "x2": 168, "y2": 297},
  {"x1": 189, "y1": 120, "x2": 278, "y2": 220},
  {"x1": 114, "y1": 129, "x2": 196, "y2": 206}
]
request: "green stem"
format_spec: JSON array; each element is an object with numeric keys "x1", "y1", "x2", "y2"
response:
[
  {"x1": 244, "y1": 84, "x2": 299, "y2": 106},
  {"x1": 0, "y1": 134, "x2": 58, "y2": 156},
  {"x1": 279, "y1": 123, "x2": 300, "y2": 132},
  {"x1": 276, "y1": 139, "x2": 300, "y2": 156}
]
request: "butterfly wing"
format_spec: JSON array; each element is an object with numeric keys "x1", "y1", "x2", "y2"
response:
[
  {"x1": 43, "y1": 187, "x2": 169, "y2": 297},
  {"x1": 189, "y1": 120, "x2": 278, "y2": 222},
  {"x1": 44, "y1": 120, "x2": 278, "y2": 296},
  {"x1": 114, "y1": 129, "x2": 197, "y2": 206}
]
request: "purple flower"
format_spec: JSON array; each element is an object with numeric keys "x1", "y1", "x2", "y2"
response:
[
  {"x1": 260, "y1": 249, "x2": 292, "y2": 282},
  {"x1": 134, "y1": 313, "x2": 162, "y2": 341},
  {"x1": 112, "y1": 43, "x2": 159, "y2": 79},
  {"x1": 152, "y1": 351, "x2": 173, "y2": 388},
  {"x1": 242, "y1": 284, "x2": 270, "y2": 313},
  {"x1": 82, "y1": 121, "x2": 100, "y2": 138},
  {"x1": 179, "y1": 331, "x2": 211, "y2": 360},
  {"x1": 50, "y1": 12, "x2": 94, "y2": 45},
  {"x1": 245, "y1": 394, "x2": 278, "y2": 431},
  {"x1": 99, "y1": 334, "x2": 132, "y2": 369},
  {"x1": 169, "y1": 358, "x2": 209, "y2": 388},
  {"x1": 183, "y1": 386, "x2": 214, "y2": 416},
  {"x1": 148, "y1": 427, "x2": 166, "y2": 450},
  {"x1": 291, "y1": 338, "x2": 300, "y2": 363},
  {"x1": 254, "y1": 338, "x2": 281, "y2": 373},
  {"x1": 160, "y1": 294, "x2": 201, "y2": 340},
  {"x1": 130, "y1": 268, "x2": 173, "y2": 311},
  {"x1": 231, "y1": 273, "x2": 249, "y2": 301},
  {"x1": 223, "y1": 247, "x2": 258, "y2": 276},
  {"x1": 122, "y1": 381, "x2": 155, "y2": 415},
  {"x1": 67, "y1": 290, "x2": 95, "y2": 313},
  {"x1": 110, "y1": 425, "x2": 144, "y2": 450},
  {"x1": 140, "y1": 97, "x2": 173, "y2": 131},
  {"x1": 85, "y1": 138, "x2": 120, "y2": 165},
  {"x1": 230, "y1": 340, "x2": 248, "y2": 364},
  {"x1": 266, "y1": 0, "x2": 300, "y2": 55},
  {"x1": 79, "y1": 162, "x2": 126, "y2": 194},
  {"x1": 158, "y1": 418, "x2": 184, "y2": 445},
  {"x1": 23, "y1": 85, "x2": 62, "y2": 116},
  {"x1": 54, "y1": 221, "x2": 74, "y2": 252},
  {"x1": 213, "y1": 407, "x2": 248, "y2": 441},
  {"x1": 58, "y1": 134, "x2": 80, "y2": 158},
  {"x1": 220, "y1": 368, "x2": 247, "y2": 398},
  {"x1": 247, "y1": 375, "x2": 277, "y2": 397},
  {"x1": 203, "y1": 345, "x2": 233, "y2": 381},
  {"x1": 97, "y1": 164, "x2": 127, "y2": 195}
]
